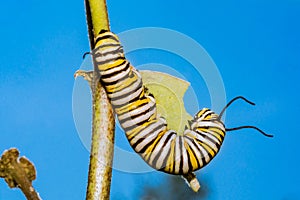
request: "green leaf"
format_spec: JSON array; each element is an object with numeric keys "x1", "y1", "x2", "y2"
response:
[{"x1": 140, "y1": 70, "x2": 193, "y2": 135}]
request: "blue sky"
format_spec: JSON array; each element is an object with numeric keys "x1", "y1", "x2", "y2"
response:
[{"x1": 1, "y1": 0, "x2": 300, "y2": 199}]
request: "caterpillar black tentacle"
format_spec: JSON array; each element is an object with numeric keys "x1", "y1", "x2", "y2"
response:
[
  {"x1": 83, "y1": 52, "x2": 92, "y2": 59},
  {"x1": 92, "y1": 30, "x2": 272, "y2": 176}
]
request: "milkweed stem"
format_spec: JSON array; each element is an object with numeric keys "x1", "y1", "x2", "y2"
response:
[{"x1": 83, "y1": 0, "x2": 115, "y2": 200}]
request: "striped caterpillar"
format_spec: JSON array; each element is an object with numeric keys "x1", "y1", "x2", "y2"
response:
[{"x1": 91, "y1": 30, "x2": 272, "y2": 180}]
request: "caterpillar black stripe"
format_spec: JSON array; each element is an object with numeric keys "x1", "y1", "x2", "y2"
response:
[{"x1": 92, "y1": 30, "x2": 273, "y2": 175}]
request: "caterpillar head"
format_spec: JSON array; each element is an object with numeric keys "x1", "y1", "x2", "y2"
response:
[
  {"x1": 189, "y1": 96, "x2": 273, "y2": 138},
  {"x1": 190, "y1": 108, "x2": 225, "y2": 133}
]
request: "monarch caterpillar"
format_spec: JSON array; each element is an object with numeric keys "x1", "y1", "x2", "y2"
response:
[{"x1": 92, "y1": 30, "x2": 272, "y2": 176}]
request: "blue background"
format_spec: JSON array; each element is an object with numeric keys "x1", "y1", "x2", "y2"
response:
[{"x1": 1, "y1": 0, "x2": 299, "y2": 199}]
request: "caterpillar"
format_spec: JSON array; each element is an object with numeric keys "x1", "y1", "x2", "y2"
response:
[{"x1": 92, "y1": 30, "x2": 273, "y2": 175}]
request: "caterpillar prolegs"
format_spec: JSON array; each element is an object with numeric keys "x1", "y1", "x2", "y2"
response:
[{"x1": 92, "y1": 30, "x2": 272, "y2": 177}]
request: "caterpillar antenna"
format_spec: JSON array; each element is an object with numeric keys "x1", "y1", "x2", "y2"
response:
[
  {"x1": 226, "y1": 125, "x2": 273, "y2": 138},
  {"x1": 218, "y1": 96, "x2": 255, "y2": 120},
  {"x1": 83, "y1": 52, "x2": 91, "y2": 59}
]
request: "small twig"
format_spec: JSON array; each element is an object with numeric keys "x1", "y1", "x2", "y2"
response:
[
  {"x1": 0, "y1": 148, "x2": 41, "y2": 200},
  {"x1": 74, "y1": 70, "x2": 94, "y2": 91}
]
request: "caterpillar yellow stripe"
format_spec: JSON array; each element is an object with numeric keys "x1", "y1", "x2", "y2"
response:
[{"x1": 92, "y1": 30, "x2": 272, "y2": 175}]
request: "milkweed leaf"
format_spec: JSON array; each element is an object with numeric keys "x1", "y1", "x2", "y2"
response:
[{"x1": 140, "y1": 70, "x2": 193, "y2": 135}]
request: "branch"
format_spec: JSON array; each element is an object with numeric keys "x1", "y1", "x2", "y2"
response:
[
  {"x1": 81, "y1": 0, "x2": 115, "y2": 199},
  {"x1": 0, "y1": 148, "x2": 41, "y2": 200}
]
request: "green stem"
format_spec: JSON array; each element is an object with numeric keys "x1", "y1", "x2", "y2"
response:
[{"x1": 84, "y1": 0, "x2": 115, "y2": 199}]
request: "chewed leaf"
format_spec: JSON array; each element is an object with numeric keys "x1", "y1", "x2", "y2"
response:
[
  {"x1": 140, "y1": 70, "x2": 193, "y2": 135},
  {"x1": 0, "y1": 148, "x2": 36, "y2": 188}
]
